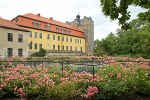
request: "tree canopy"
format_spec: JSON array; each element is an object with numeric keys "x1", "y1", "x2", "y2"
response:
[
  {"x1": 94, "y1": 18, "x2": 150, "y2": 58},
  {"x1": 100, "y1": 0, "x2": 150, "y2": 30}
]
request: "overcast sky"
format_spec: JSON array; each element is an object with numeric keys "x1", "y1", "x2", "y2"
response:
[{"x1": 0, "y1": 0, "x2": 147, "y2": 40}]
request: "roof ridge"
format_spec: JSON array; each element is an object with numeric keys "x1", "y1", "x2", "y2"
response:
[
  {"x1": 21, "y1": 13, "x2": 83, "y2": 32},
  {"x1": 0, "y1": 17, "x2": 29, "y2": 32},
  {"x1": 0, "y1": 17, "x2": 12, "y2": 24}
]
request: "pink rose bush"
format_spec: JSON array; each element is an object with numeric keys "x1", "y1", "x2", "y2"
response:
[
  {"x1": 0, "y1": 56, "x2": 150, "y2": 99},
  {"x1": 82, "y1": 86, "x2": 98, "y2": 98},
  {"x1": 0, "y1": 64, "x2": 55, "y2": 99}
]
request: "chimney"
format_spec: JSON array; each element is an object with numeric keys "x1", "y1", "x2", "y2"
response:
[
  {"x1": 37, "y1": 13, "x2": 40, "y2": 16},
  {"x1": 50, "y1": 17, "x2": 53, "y2": 20}
]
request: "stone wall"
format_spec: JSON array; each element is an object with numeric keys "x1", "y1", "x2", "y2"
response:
[
  {"x1": 73, "y1": 16, "x2": 94, "y2": 55},
  {"x1": 28, "y1": 51, "x2": 37, "y2": 56},
  {"x1": 46, "y1": 52, "x2": 88, "y2": 56},
  {"x1": 85, "y1": 17, "x2": 94, "y2": 55}
]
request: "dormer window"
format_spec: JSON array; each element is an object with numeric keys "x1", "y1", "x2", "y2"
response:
[
  {"x1": 46, "y1": 24, "x2": 51, "y2": 29},
  {"x1": 15, "y1": 18, "x2": 18, "y2": 24},
  {"x1": 69, "y1": 30, "x2": 71, "y2": 34},
  {"x1": 61, "y1": 28, "x2": 64, "y2": 32},
  {"x1": 57, "y1": 27, "x2": 59, "y2": 31},
  {"x1": 65, "y1": 29, "x2": 67, "y2": 33},
  {"x1": 33, "y1": 21, "x2": 36, "y2": 26},
  {"x1": 38, "y1": 22, "x2": 41, "y2": 27}
]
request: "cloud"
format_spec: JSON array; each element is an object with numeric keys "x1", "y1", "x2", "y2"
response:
[{"x1": 0, "y1": 0, "x2": 148, "y2": 41}]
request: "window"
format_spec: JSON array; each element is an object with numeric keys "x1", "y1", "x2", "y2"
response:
[
  {"x1": 80, "y1": 39, "x2": 81, "y2": 44},
  {"x1": 47, "y1": 34, "x2": 50, "y2": 39},
  {"x1": 34, "y1": 43, "x2": 37, "y2": 49},
  {"x1": 66, "y1": 46, "x2": 68, "y2": 51},
  {"x1": 53, "y1": 35, "x2": 55, "y2": 40},
  {"x1": 58, "y1": 36, "x2": 60, "y2": 41},
  {"x1": 70, "y1": 38, "x2": 72, "y2": 42},
  {"x1": 18, "y1": 34, "x2": 23, "y2": 42},
  {"x1": 53, "y1": 45, "x2": 55, "y2": 50},
  {"x1": 62, "y1": 36, "x2": 64, "y2": 41},
  {"x1": 39, "y1": 44, "x2": 42, "y2": 50},
  {"x1": 65, "y1": 29, "x2": 67, "y2": 33},
  {"x1": 66, "y1": 37, "x2": 68, "y2": 42},
  {"x1": 7, "y1": 48, "x2": 12, "y2": 57},
  {"x1": 46, "y1": 24, "x2": 51, "y2": 29},
  {"x1": 81, "y1": 47, "x2": 82, "y2": 51},
  {"x1": 35, "y1": 32, "x2": 37, "y2": 38},
  {"x1": 75, "y1": 47, "x2": 77, "y2": 51},
  {"x1": 61, "y1": 28, "x2": 64, "y2": 32},
  {"x1": 75, "y1": 38, "x2": 77, "y2": 43},
  {"x1": 29, "y1": 31, "x2": 32, "y2": 37},
  {"x1": 15, "y1": 18, "x2": 18, "y2": 24},
  {"x1": 39, "y1": 32, "x2": 42, "y2": 39},
  {"x1": 38, "y1": 22, "x2": 41, "y2": 27},
  {"x1": 78, "y1": 39, "x2": 79, "y2": 43},
  {"x1": 70, "y1": 46, "x2": 72, "y2": 51},
  {"x1": 62, "y1": 45, "x2": 64, "y2": 51},
  {"x1": 58, "y1": 45, "x2": 60, "y2": 50},
  {"x1": 18, "y1": 49, "x2": 22, "y2": 57},
  {"x1": 8, "y1": 33, "x2": 13, "y2": 41},
  {"x1": 57, "y1": 27, "x2": 59, "y2": 31},
  {"x1": 29, "y1": 43, "x2": 32, "y2": 49},
  {"x1": 47, "y1": 44, "x2": 50, "y2": 50},
  {"x1": 78, "y1": 47, "x2": 79, "y2": 51},
  {"x1": 33, "y1": 21, "x2": 36, "y2": 26},
  {"x1": 69, "y1": 30, "x2": 71, "y2": 34}
]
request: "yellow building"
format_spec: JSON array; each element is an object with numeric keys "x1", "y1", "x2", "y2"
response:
[{"x1": 12, "y1": 13, "x2": 86, "y2": 56}]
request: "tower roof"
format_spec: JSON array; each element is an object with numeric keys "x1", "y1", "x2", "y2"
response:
[{"x1": 76, "y1": 14, "x2": 80, "y2": 19}]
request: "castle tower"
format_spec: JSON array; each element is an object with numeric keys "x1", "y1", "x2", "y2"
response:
[{"x1": 67, "y1": 14, "x2": 94, "y2": 55}]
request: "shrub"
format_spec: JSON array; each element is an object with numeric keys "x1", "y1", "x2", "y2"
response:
[
  {"x1": 0, "y1": 56, "x2": 150, "y2": 99},
  {"x1": 54, "y1": 82, "x2": 76, "y2": 100},
  {"x1": 35, "y1": 48, "x2": 46, "y2": 57}
]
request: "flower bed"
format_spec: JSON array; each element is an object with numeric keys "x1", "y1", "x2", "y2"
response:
[
  {"x1": 0, "y1": 59, "x2": 150, "y2": 100},
  {"x1": 1, "y1": 55, "x2": 150, "y2": 62}
]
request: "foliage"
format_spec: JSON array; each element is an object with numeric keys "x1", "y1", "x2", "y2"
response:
[
  {"x1": 0, "y1": 56, "x2": 150, "y2": 99},
  {"x1": 1, "y1": 55, "x2": 150, "y2": 63},
  {"x1": 96, "y1": 62, "x2": 150, "y2": 99},
  {"x1": 35, "y1": 48, "x2": 46, "y2": 57},
  {"x1": 54, "y1": 82, "x2": 76, "y2": 99},
  {"x1": 100, "y1": 0, "x2": 150, "y2": 30},
  {"x1": 94, "y1": 18, "x2": 150, "y2": 58}
]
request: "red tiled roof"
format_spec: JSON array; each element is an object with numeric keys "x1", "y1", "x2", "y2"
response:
[
  {"x1": 13, "y1": 13, "x2": 85, "y2": 38},
  {"x1": 0, "y1": 18, "x2": 29, "y2": 32}
]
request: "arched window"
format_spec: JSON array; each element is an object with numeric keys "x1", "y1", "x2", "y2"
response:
[
  {"x1": 69, "y1": 30, "x2": 71, "y2": 34},
  {"x1": 57, "y1": 27, "x2": 59, "y2": 31},
  {"x1": 33, "y1": 21, "x2": 36, "y2": 26},
  {"x1": 65, "y1": 29, "x2": 67, "y2": 33},
  {"x1": 61, "y1": 28, "x2": 64, "y2": 32},
  {"x1": 38, "y1": 22, "x2": 41, "y2": 27},
  {"x1": 46, "y1": 24, "x2": 51, "y2": 29}
]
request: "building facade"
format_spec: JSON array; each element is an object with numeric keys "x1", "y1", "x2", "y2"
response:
[
  {"x1": 66, "y1": 14, "x2": 94, "y2": 55},
  {"x1": 12, "y1": 13, "x2": 86, "y2": 56},
  {"x1": 0, "y1": 18, "x2": 29, "y2": 57}
]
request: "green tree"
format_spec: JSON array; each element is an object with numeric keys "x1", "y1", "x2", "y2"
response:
[
  {"x1": 100, "y1": 0, "x2": 150, "y2": 30},
  {"x1": 94, "y1": 39, "x2": 109, "y2": 56},
  {"x1": 94, "y1": 18, "x2": 150, "y2": 58},
  {"x1": 133, "y1": 24, "x2": 150, "y2": 58},
  {"x1": 94, "y1": 32, "x2": 116, "y2": 56}
]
